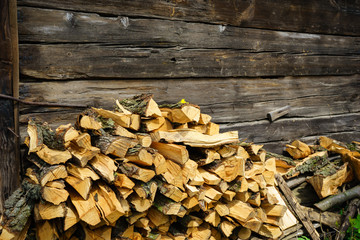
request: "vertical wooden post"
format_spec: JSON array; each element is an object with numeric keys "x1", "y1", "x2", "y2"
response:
[{"x1": 0, "y1": 0, "x2": 20, "y2": 213}]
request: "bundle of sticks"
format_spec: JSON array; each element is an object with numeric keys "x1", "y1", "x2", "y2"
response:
[{"x1": 0, "y1": 94, "x2": 295, "y2": 240}]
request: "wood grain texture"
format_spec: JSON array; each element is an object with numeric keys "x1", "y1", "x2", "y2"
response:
[
  {"x1": 19, "y1": 44, "x2": 360, "y2": 80},
  {"x1": 17, "y1": 0, "x2": 360, "y2": 36},
  {"x1": 0, "y1": 0, "x2": 20, "y2": 213},
  {"x1": 19, "y1": 75, "x2": 360, "y2": 123},
  {"x1": 17, "y1": 7, "x2": 360, "y2": 55}
]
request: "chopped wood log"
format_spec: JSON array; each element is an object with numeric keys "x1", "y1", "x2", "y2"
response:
[
  {"x1": 70, "y1": 188, "x2": 102, "y2": 226},
  {"x1": 218, "y1": 145, "x2": 237, "y2": 158},
  {"x1": 92, "y1": 107, "x2": 131, "y2": 128},
  {"x1": 42, "y1": 183, "x2": 69, "y2": 205},
  {"x1": 161, "y1": 160, "x2": 186, "y2": 189},
  {"x1": 93, "y1": 183, "x2": 125, "y2": 224},
  {"x1": 113, "y1": 124, "x2": 137, "y2": 138},
  {"x1": 314, "y1": 185, "x2": 360, "y2": 211},
  {"x1": 197, "y1": 113, "x2": 211, "y2": 125},
  {"x1": 67, "y1": 141, "x2": 99, "y2": 167},
  {"x1": 307, "y1": 162, "x2": 350, "y2": 199},
  {"x1": 248, "y1": 192, "x2": 261, "y2": 207},
  {"x1": 263, "y1": 171, "x2": 275, "y2": 186},
  {"x1": 36, "y1": 221, "x2": 59, "y2": 240},
  {"x1": 227, "y1": 200, "x2": 255, "y2": 222},
  {"x1": 151, "y1": 129, "x2": 239, "y2": 148},
  {"x1": 241, "y1": 217, "x2": 263, "y2": 233},
  {"x1": 36, "y1": 145, "x2": 72, "y2": 165},
  {"x1": 262, "y1": 204, "x2": 287, "y2": 217},
  {"x1": 182, "y1": 196, "x2": 199, "y2": 209},
  {"x1": 204, "y1": 210, "x2": 221, "y2": 227},
  {"x1": 170, "y1": 104, "x2": 201, "y2": 124},
  {"x1": 258, "y1": 224, "x2": 282, "y2": 239},
  {"x1": 343, "y1": 152, "x2": 360, "y2": 180},
  {"x1": 89, "y1": 153, "x2": 117, "y2": 183},
  {"x1": 40, "y1": 165, "x2": 68, "y2": 186},
  {"x1": 27, "y1": 122, "x2": 43, "y2": 153},
  {"x1": 182, "y1": 159, "x2": 200, "y2": 185},
  {"x1": 206, "y1": 122, "x2": 220, "y2": 136},
  {"x1": 113, "y1": 173, "x2": 135, "y2": 189},
  {"x1": 153, "y1": 152, "x2": 167, "y2": 175},
  {"x1": 118, "y1": 162, "x2": 155, "y2": 183},
  {"x1": 198, "y1": 168, "x2": 221, "y2": 186},
  {"x1": 79, "y1": 115, "x2": 102, "y2": 130},
  {"x1": 143, "y1": 117, "x2": 166, "y2": 132},
  {"x1": 66, "y1": 163, "x2": 99, "y2": 181},
  {"x1": 136, "y1": 134, "x2": 152, "y2": 147},
  {"x1": 189, "y1": 123, "x2": 207, "y2": 134},
  {"x1": 147, "y1": 207, "x2": 170, "y2": 227},
  {"x1": 202, "y1": 185, "x2": 222, "y2": 201},
  {"x1": 154, "y1": 194, "x2": 187, "y2": 217},
  {"x1": 207, "y1": 156, "x2": 245, "y2": 182},
  {"x1": 197, "y1": 149, "x2": 221, "y2": 166},
  {"x1": 119, "y1": 94, "x2": 162, "y2": 118},
  {"x1": 245, "y1": 161, "x2": 265, "y2": 178},
  {"x1": 133, "y1": 181, "x2": 157, "y2": 202},
  {"x1": 250, "y1": 150, "x2": 266, "y2": 163},
  {"x1": 250, "y1": 175, "x2": 267, "y2": 189},
  {"x1": 151, "y1": 141, "x2": 189, "y2": 165},
  {"x1": 34, "y1": 202, "x2": 66, "y2": 221},
  {"x1": 223, "y1": 190, "x2": 236, "y2": 201},
  {"x1": 214, "y1": 202, "x2": 230, "y2": 217},
  {"x1": 56, "y1": 124, "x2": 79, "y2": 143},
  {"x1": 237, "y1": 227, "x2": 252, "y2": 240},
  {"x1": 64, "y1": 204, "x2": 80, "y2": 231},
  {"x1": 96, "y1": 135, "x2": 137, "y2": 158},
  {"x1": 125, "y1": 147, "x2": 154, "y2": 167},
  {"x1": 65, "y1": 175, "x2": 92, "y2": 200},
  {"x1": 275, "y1": 174, "x2": 320, "y2": 240},
  {"x1": 219, "y1": 221, "x2": 236, "y2": 237},
  {"x1": 285, "y1": 140, "x2": 311, "y2": 159},
  {"x1": 82, "y1": 225, "x2": 112, "y2": 240},
  {"x1": 335, "y1": 198, "x2": 360, "y2": 240},
  {"x1": 157, "y1": 181, "x2": 186, "y2": 202}
]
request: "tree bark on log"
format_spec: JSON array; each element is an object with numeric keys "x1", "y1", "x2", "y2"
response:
[{"x1": 314, "y1": 185, "x2": 360, "y2": 211}]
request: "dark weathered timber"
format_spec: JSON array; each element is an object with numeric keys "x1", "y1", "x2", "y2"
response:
[
  {"x1": 0, "y1": 0, "x2": 20, "y2": 213},
  {"x1": 19, "y1": 75, "x2": 360, "y2": 123},
  {"x1": 223, "y1": 113, "x2": 360, "y2": 144},
  {"x1": 335, "y1": 198, "x2": 360, "y2": 240},
  {"x1": 275, "y1": 174, "x2": 320, "y2": 240},
  {"x1": 17, "y1": 0, "x2": 360, "y2": 36},
  {"x1": 19, "y1": 44, "x2": 360, "y2": 80},
  {"x1": 17, "y1": 7, "x2": 360, "y2": 55}
]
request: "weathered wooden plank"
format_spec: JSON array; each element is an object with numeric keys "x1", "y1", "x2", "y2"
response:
[
  {"x1": 17, "y1": 7, "x2": 360, "y2": 56},
  {"x1": 19, "y1": 75, "x2": 360, "y2": 123},
  {"x1": 19, "y1": 44, "x2": 360, "y2": 80},
  {"x1": 0, "y1": 0, "x2": 20, "y2": 213},
  {"x1": 17, "y1": 0, "x2": 360, "y2": 36},
  {"x1": 223, "y1": 113, "x2": 360, "y2": 144}
]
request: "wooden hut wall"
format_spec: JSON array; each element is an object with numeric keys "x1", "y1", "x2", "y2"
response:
[{"x1": 17, "y1": 0, "x2": 360, "y2": 152}]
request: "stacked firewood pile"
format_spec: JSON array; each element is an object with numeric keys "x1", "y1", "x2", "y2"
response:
[{"x1": 0, "y1": 94, "x2": 296, "y2": 240}]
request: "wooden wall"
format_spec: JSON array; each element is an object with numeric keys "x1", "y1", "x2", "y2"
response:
[{"x1": 17, "y1": 0, "x2": 360, "y2": 153}]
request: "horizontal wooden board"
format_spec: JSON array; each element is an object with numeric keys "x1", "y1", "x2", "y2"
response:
[
  {"x1": 19, "y1": 75, "x2": 360, "y2": 125},
  {"x1": 17, "y1": 0, "x2": 360, "y2": 36},
  {"x1": 222, "y1": 112, "x2": 360, "y2": 144},
  {"x1": 19, "y1": 44, "x2": 360, "y2": 79},
  {"x1": 18, "y1": 7, "x2": 360, "y2": 56}
]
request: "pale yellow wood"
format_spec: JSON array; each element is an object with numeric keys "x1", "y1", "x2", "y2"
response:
[
  {"x1": 151, "y1": 129, "x2": 238, "y2": 148},
  {"x1": 214, "y1": 202, "x2": 229, "y2": 217},
  {"x1": 92, "y1": 107, "x2": 131, "y2": 128},
  {"x1": 36, "y1": 145, "x2": 72, "y2": 165},
  {"x1": 120, "y1": 162, "x2": 155, "y2": 183},
  {"x1": 228, "y1": 200, "x2": 255, "y2": 222},
  {"x1": 80, "y1": 115, "x2": 102, "y2": 130},
  {"x1": 42, "y1": 186, "x2": 69, "y2": 205},
  {"x1": 206, "y1": 122, "x2": 219, "y2": 135},
  {"x1": 198, "y1": 168, "x2": 221, "y2": 185},
  {"x1": 66, "y1": 163, "x2": 100, "y2": 181},
  {"x1": 247, "y1": 192, "x2": 261, "y2": 207},
  {"x1": 36, "y1": 221, "x2": 59, "y2": 240},
  {"x1": 34, "y1": 202, "x2": 66, "y2": 220},
  {"x1": 67, "y1": 141, "x2": 99, "y2": 167},
  {"x1": 182, "y1": 196, "x2": 199, "y2": 209},
  {"x1": 136, "y1": 134, "x2": 152, "y2": 147},
  {"x1": 286, "y1": 140, "x2": 311, "y2": 159},
  {"x1": 161, "y1": 160, "x2": 185, "y2": 190},
  {"x1": 237, "y1": 227, "x2": 251, "y2": 240},
  {"x1": 65, "y1": 175, "x2": 92, "y2": 200},
  {"x1": 204, "y1": 210, "x2": 220, "y2": 227},
  {"x1": 153, "y1": 152, "x2": 167, "y2": 175},
  {"x1": 258, "y1": 224, "x2": 282, "y2": 239},
  {"x1": 241, "y1": 217, "x2": 263, "y2": 233},
  {"x1": 264, "y1": 157, "x2": 277, "y2": 172},
  {"x1": 89, "y1": 153, "x2": 117, "y2": 183},
  {"x1": 125, "y1": 148, "x2": 153, "y2": 166},
  {"x1": 209, "y1": 156, "x2": 245, "y2": 182},
  {"x1": 145, "y1": 98, "x2": 162, "y2": 117},
  {"x1": 147, "y1": 207, "x2": 170, "y2": 227},
  {"x1": 113, "y1": 173, "x2": 135, "y2": 189},
  {"x1": 198, "y1": 113, "x2": 212, "y2": 125},
  {"x1": 114, "y1": 124, "x2": 137, "y2": 138},
  {"x1": 40, "y1": 165, "x2": 68, "y2": 186},
  {"x1": 151, "y1": 141, "x2": 189, "y2": 165},
  {"x1": 143, "y1": 117, "x2": 166, "y2": 131},
  {"x1": 64, "y1": 204, "x2": 80, "y2": 231}
]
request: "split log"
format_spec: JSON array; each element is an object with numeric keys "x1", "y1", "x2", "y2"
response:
[
  {"x1": 67, "y1": 141, "x2": 99, "y2": 167},
  {"x1": 151, "y1": 141, "x2": 189, "y2": 165},
  {"x1": 227, "y1": 200, "x2": 255, "y2": 222},
  {"x1": 88, "y1": 153, "x2": 117, "y2": 183},
  {"x1": 285, "y1": 140, "x2": 311, "y2": 159},
  {"x1": 66, "y1": 163, "x2": 100, "y2": 181},
  {"x1": 207, "y1": 156, "x2": 245, "y2": 182},
  {"x1": 40, "y1": 165, "x2": 68, "y2": 186},
  {"x1": 65, "y1": 175, "x2": 92, "y2": 200},
  {"x1": 42, "y1": 181, "x2": 69, "y2": 205},
  {"x1": 36, "y1": 145, "x2": 72, "y2": 165},
  {"x1": 125, "y1": 147, "x2": 154, "y2": 167},
  {"x1": 151, "y1": 129, "x2": 239, "y2": 148},
  {"x1": 96, "y1": 135, "x2": 137, "y2": 158},
  {"x1": 34, "y1": 202, "x2": 66, "y2": 221},
  {"x1": 118, "y1": 94, "x2": 162, "y2": 118},
  {"x1": 314, "y1": 185, "x2": 360, "y2": 211},
  {"x1": 92, "y1": 107, "x2": 131, "y2": 129},
  {"x1": 118, "y1": 162, "x2": 155, "y2": 183}
]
